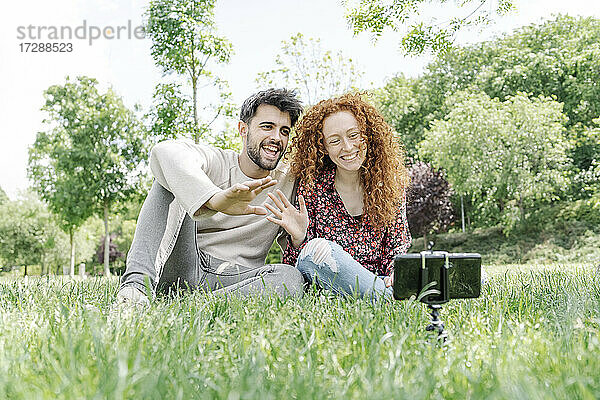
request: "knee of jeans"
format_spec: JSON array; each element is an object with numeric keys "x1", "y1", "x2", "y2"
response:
[
  {"x1": 265, "y1": 263, "x2": 305, "y2": 296},
  {"x1": 298, "y1": 238, "x2": 338, "y2": 273},
  {"x1": 283, "y1": 264, "x2": 305, "y2": 291}
]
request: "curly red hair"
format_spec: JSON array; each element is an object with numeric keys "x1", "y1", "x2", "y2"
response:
[{"x1": 287, "y1": 92, "x2": 409, "y2": 228}]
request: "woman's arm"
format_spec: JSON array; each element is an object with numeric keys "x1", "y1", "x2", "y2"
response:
[
  {"x1": 280, "y1": 184, "x2": 316, "y2": 265},
  {"x1": 265, "y1": 190, "x2": 309, "y2": 247}
]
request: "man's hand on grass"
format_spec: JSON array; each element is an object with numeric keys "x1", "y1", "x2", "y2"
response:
[
  {"x1": 115, "y1": 286, "x2": 150, "y2": 307},
  {"x1": 198, "y1": 176, "x2": 278, "y2": 216}
]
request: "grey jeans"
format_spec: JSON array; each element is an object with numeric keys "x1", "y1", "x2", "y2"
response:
[{"x1": 120, "y1": 181, "x2": 304, "y2": 298}]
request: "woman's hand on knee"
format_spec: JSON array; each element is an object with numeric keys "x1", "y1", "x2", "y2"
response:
[{"x1": 384, "y1": 272, "x2": 394, "y2": 288}]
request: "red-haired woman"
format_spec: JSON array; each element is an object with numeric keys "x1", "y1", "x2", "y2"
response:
[{"x1": 265, "y1": 93, "x2": 411, "y2": 300}]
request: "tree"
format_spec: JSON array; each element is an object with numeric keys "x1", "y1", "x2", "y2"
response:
[
  {"x1": 147, "y1": 83, "x2": 195, "y2": 143},
  {"x1": 421, "y1": 15, "x2": 600, "y2": 184},
  {"x1": 567, "y1": 120, "x2": 600, "y2": 199},
  {"x1": 372, "y1": 74, "x2": 430, "y2": 158},
  {"x1": 423, "y1": 16, "x2": 600, "y2": 127},
  {"x1": 147, "y1": 81, "x2": 238, "y2": 149},
  {"x1": 406, "y1": 161, "x2": 455, "y2": 245},
  {"x1": 419, "y1": 91, "x2": 571, "y2": 228},
  {"x1": 345, "y1": 0, "x2": 514, "y2": 55},
  {"x1": 62, "y1": 216, "x2": 103, "y2": 275},
  {"x1": 0, "y1": 193, "x2": 66, "y2": 276},
  {"x1": 256, "y1": 33, "x2": 363, "y2": 105},
  {"x1": 203, "y1": 121, "x2": 242, "y2": 152},
  {"x1": 83, "y1": 82, "x2": 147, "y2": 277},
  {"x1": 29, "y1": 76, "x2": 148, "y2": 277},
  {"x1": 374, "y1": 16, "x2": 600, "y2": 176},
  {"x1": 145, "y1": 0, "x2": 234, "y2": 143},
  {"x1": 29, "y1": 78, "x2": 98, "y2": 275},
  {"x1": 0, "y1": 187, "x2": 8, "y2": 204}
]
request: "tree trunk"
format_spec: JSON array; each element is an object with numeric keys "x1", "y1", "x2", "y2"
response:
[
  {"x1": 190, "y1": 23, "x2": 200, "y2": 144},
  {"x1": 69, "y1": 227, "x2": 75, "y2": 277},
  {"x1": 192, "y1": 76, "x2": 199, "y2": 143},
  {"x1": 423, "y1": 231, "x2": 428, "y2": 250},
  {"x1": 103, "y1": 202, "x2": 111, "y2": 277},
  {"x1": 518, "y1": 195, "x2": 525, "y2": 223},
  {"x1": 460, "y1": 194, "x2": 465, "y2": 233}
]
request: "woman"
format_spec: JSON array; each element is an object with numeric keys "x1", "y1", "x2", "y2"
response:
[{"x1": 265, "y1": 93, "x2": 411, "y2": 300}]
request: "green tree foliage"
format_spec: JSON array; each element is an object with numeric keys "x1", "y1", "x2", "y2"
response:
[
  {"x1": 204, "y1": 122, "x2": 242, "y2": 152},
  {"x1": 345, "y1": 0, "x2": 514, "y2": 55},
  {"x1": 422, "y1": 15, "x2": 600, "y2": 178},
  {"x1": 0, "y1": 193, "x2": 66, "y2": 275},
  {"x1": 69, "y1": 216, "x2": 104, "y2": 275},
  {"x1": 567, "y1": 120, "x2": 600, "y2": 199},
  {"x1": 147, "y1": 81, "x2": 238, "y2": 150},
  {"x1": 423, "y1": 15, "x2": 600, "y2": 129},
  {"x1": 372, "y1": 74, "x2": 430, "y2": 158},
  {"x1": 375, "y1": 15, "x2": 600, "y2": 199},
  {"x1": 419, "y1": 92, "x2": 571, "y2": 228},
  {"x1": 147, "y1": 83, "x2": 195, "y2": 143},
  {"x1": 28, "y1": 76, "x2": 147, "y2": 277},
  {"x1": 145, "y1": 0, "x2": 234, "y2": 143},
  {"x1": 256, "y1": 33, "x2": 363, "y2": 106},
  {"x1": 0, "y1": 187, "x2": 8, "y2": 204}
]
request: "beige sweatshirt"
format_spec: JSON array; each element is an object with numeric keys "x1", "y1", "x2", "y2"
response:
[{"x1": 149, "y1": 139, "x2": 294, "y2": 268}]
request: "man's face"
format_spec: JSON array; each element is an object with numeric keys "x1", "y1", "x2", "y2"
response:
[{"x1": 241, "y1": 104, "x2": 292, "y2": 171}]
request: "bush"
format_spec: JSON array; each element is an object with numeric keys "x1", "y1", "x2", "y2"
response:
[
  {"x1": 557, "y1": 193, "x2": 600, "y2": 227},
  {"x1": 406, "y1": 161, "x2": 455, "y2": 238},
  {"x1": 96, "y1": 234, "x2": 124, "y2": 273},
  {"x1": 412, "y1": 200, "x2": 600, "y2": 264}
]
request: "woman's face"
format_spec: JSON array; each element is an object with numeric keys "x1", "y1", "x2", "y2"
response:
[{"x1": 322, "y1": 111, "x2": 367, "y2": 173}]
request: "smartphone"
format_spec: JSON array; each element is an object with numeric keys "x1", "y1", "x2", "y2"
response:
[{"x1": 393, "y1": 252, "x2": 481, "y2": 304}]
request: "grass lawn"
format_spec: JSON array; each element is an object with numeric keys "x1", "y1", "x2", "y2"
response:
[{"x1": 0, "y1": 263, "x2": 599, "y2": 399}]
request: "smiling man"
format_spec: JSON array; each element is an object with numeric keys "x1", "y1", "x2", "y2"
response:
[{"x1": 117, "y1": 89, "x2": 304, "y2": 304}]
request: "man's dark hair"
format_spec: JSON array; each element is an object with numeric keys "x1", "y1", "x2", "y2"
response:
[{"x1": 240, "y1": 88, "x2": 303, "y2": 127}]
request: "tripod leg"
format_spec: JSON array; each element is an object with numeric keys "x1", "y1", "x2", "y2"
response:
[{"x1": 426, "y1": 304, "x2": 448, "y2": 342}]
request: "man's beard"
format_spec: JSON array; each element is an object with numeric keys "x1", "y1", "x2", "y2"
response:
[{"x1": 246, "y1": 136, "x2": 283, "y2": 171}]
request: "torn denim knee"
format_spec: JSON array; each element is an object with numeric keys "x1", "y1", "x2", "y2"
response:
[{"x1": 299, "y1": 238, "x2": 338, "y2": 273}]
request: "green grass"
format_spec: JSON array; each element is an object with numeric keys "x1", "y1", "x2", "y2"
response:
[{"x1": 1, "y1": 264, "x2": 599, "y2": 399}]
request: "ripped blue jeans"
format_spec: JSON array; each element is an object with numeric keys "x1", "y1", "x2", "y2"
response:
[{"x1": 296, "y1": 238, "x2": 393, "y2": 302}]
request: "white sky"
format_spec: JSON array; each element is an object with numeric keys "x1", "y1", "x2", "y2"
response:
[{"x1": 1, "y1": 0, "x2": 599, "y2": 199}]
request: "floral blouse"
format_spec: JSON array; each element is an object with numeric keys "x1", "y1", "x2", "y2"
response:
[{"x1": 282, "y1": 166, "x2": 412, "y2": 276}]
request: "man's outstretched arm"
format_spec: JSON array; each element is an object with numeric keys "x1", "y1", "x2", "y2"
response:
[
  {"x1": 149, "y1": 140, "x2": 223, "y2": 216},
  {"x1": 151, "y1": 140, "x2": 277, "y2": 217}
]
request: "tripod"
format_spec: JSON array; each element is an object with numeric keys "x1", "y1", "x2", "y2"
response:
[
  {"x1": 425, "y1": 304, "x2": 448, "y2": 342},
  {"x1": 420, "y1": 250, "x2": 450, "y2": 342}
]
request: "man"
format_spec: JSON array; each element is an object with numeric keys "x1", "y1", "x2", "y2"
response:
[{"x1": 117, "y1": 88, "x2": 304, "y2": 304}]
